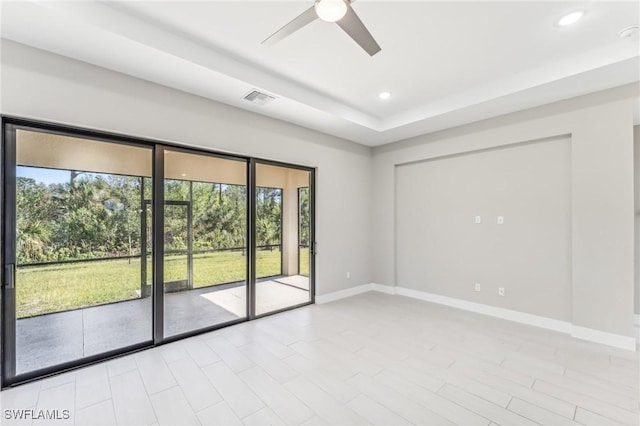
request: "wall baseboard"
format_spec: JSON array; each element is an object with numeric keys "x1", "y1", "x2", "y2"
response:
[
  {"x1": 316, "y1": 283, "x2": 637, "y2": 351},
  {"x1": 315, "y1": 284, "x2": 373, "y2": 304},
  {"x1": 393, "y1": 286, "x2": 572, "y2": 334},
  {"x1": 372, "y1": 283, "x2": 397, "y2": 295},
  {"x1": 571, "y1": 326, "x2": 636, "y2": 351}
]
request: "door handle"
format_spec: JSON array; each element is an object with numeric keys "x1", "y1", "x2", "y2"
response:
[
  {"x1": 311, "y1": 241, "x2": 318, "y2": 256},
  {"x1": 4, "y1": 264, "x2": 15, "y2": 289}
]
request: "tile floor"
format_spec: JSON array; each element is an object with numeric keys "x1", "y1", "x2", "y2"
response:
[{"x1": 1, "y1": 292, "x2": 638, "y2": 425}]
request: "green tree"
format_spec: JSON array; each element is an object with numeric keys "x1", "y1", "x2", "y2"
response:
[
  {"x1": 256, "y1": 187, "x2": 282, "y2": 248},
  {"x1": 16, "y1": 177, "x2": 56, "y2": 262},
  {"x1": 194, "y1": 183, "x2": 246, "y2": 250},
  {"x1": 299, "y1": 187, "x2": 310, "y2": 246},
  {"x1": 16, "y1": 168, "x2": 286, "y2": 263}
]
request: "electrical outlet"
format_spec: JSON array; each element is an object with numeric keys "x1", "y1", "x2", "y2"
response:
[
  {"x1": 498, "y1": 287, "x2": 505, "y2": 296},
  {"x1": 475, "y1": 216, "x2": 482, "y2": 224},
  {"x1": 346, "y1": 272, "x2": 351, "y2": 279},
  {"x1": 474, "y1": 283, "x2": 481, "y2": 292},
  {"x1": 497, "y1": 216, "x2": 504, "y2": 225}
]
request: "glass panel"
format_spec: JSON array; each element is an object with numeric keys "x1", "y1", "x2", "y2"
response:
[
  {"x1": 163, "y1": 150, "x2": 247, "y2": 337},
  {"x1": 255, "y1": 164, "x2": 311, "y2": 316},
  {"x1": 256, "y1": 187, "x2": 282, "y2": 279},
  {"x1": 298, "y1": 187, "x2": 310, "y2": 277},
  {"x1": 143, "y1": 195, "x2": 153, "y2": 292},
  {"x1": 164, "y1": 204, "x2": 189, "y2": 293},
  {"x1": 192, "y1": 182, "x2": 247, "y2": 287},
  {"x1": 14, "y1": 129, "x2": 153, "y2": 375}
]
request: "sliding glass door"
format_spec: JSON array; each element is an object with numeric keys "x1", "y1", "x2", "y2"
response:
[
  {"x1": 162, "y1": 148, "x2": 248, "y2": 338},
  {"x1": 1, "y1": 120, "x2": 315, "y2": 387},
  {"x1": 2, "y1": 126, "x2": 154, "y2": 381},
  {"x1": 254, "y1": 162, "x2": 313, "y2": 316}
]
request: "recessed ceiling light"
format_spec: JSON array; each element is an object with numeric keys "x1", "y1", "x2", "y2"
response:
[
  {"x1": 181, "y1": 173, "x2": 187, "y2": 177},
  {"x1": 378, "y1": 91, "x2": 391, "y2": 100},
  {"x1": 558, "y1": 11, "x2": 584, "y2": 26}
]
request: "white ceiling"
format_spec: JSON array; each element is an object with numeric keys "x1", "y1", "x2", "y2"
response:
[{"x1": 1, "y1": 1, "x2": 639, "y2": 146}]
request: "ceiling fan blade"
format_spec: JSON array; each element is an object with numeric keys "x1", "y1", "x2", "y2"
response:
[
  {"x1": 336, "y1": 2, "x2": 381, "y2": 56},
  {"x1": 262, "y1": 6, "x2": 318, "y2": 46}
]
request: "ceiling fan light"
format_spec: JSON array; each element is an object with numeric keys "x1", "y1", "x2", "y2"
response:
[{"x1": 315, "y1": 0, "x2": 348, "y2": 23}]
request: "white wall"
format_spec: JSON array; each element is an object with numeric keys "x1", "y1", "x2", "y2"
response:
[
  {"x1": 0, "y1": 39, "x2": 373, "y2": 296},
  {"x1": 634, "y1": 125, "x2": 640, "y2": 315},
  {"x1": 373, "y1": 84, "x2": 637, "y2": 338},
  {"x1": 395, "y1": 137, "x2": 572, "y2": 321}
]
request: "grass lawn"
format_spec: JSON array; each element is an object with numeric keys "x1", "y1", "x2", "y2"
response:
[
  {"x1": 299, "y1": 247, "x2": 310, "y2": 277},
  {"x1": 17, "y1": 249, "x2": 282, "y2": 318}
]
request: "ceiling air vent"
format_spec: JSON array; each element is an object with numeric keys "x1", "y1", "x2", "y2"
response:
[{"x1": 243, "y1": 90, "x2": 276, "y2": 106}]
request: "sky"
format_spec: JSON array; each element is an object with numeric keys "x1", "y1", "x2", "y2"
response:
[{"x1": 17, "y1": 166, "x2": 71, "y2": 185}]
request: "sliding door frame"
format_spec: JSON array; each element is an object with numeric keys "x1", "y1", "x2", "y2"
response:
[
  {"x1": 1, "y1": 121, "x2": 16, "y2": 383},
  {"x1": 252, "y1": 158, "x2": 316, "y2": 320},
  {"x1": 157, "y1": 145, "x2": 249, "y2": 344},
  {"x1": 1, "y1": 119, "x2": 156, "y2": 388},
  {"x1": 0, "y1": 116, "x2": 316, "y2": 388}
]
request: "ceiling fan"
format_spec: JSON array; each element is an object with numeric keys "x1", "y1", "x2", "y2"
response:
[{"x1": 262, "y1": 0, "x2": 381, "y2": 56}]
